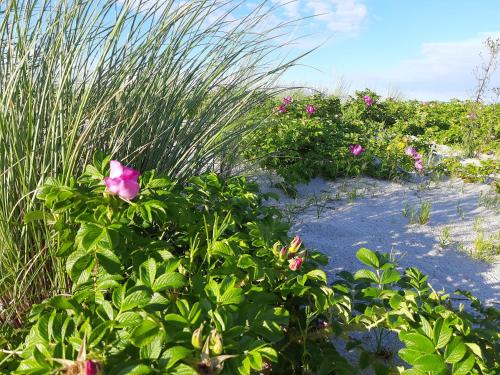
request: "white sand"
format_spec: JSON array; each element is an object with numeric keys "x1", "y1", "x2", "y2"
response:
[{"x1": 255, "y1": 174, "x2": 500, "y2": 306}]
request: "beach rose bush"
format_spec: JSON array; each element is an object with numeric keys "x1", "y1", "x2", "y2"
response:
[
  {"x1": 244, "y1": 93, "x2": 425, "y2": 185},
  {"x1": 1, "y1": 157, "x2": 498, "y2": 374},
  {"x1": 2, "y1": 156, "x2": 350, "y2": 374}
]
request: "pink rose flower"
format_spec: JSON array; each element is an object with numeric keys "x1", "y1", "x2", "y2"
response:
[
  {"x1": 85, "y1": 360, "x2": 102, "y2": 375},
  {"x1": 405, "y1": 146, "x2": 417, "y2": 157},
  {"x1": 289, "y1": 257, "x2": 303, "y2": 271},
  {"x1": 363, "y1": 95, "x2": 374, "y2": 106},
  {"x1": 415, "y1": 160, "x2": 424, "y2": 172},
  {"x1": 348, "y1": 144, "x2": 365, "y2": 156},
  {"x1": 306, "y1": 105, "x2": 316, "y2": 115},
  {"x1": 104, "y1": 160, "x2": 140, "y2": 200},
  {"x1": 283, "y1": 96, "x2": 293, "y2": 105},
  {"x1": 278, "y1": 104, "x2": 287, "y2": 113}
]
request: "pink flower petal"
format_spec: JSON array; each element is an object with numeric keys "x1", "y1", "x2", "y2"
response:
[
  {"x1": 109, "y1": 160, "x2": 123, "y2": 179},
  {"x1": 121, "y1": 166, "x2": 140, "y2": 180},
  {"x1": 118, "y1": 180, "x2": 140, "y2": 200},
  {"x1": 104, "y1": 177, "x2": 122, "y2": 195}
]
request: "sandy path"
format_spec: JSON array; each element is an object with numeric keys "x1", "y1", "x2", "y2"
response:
[{"x1": 256, "y1": 175, "x2": 500, "y2": 306}]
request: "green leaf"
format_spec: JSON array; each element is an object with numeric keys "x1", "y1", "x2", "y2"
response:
[
  {"x1": 237, "y1": 254, "x2": 256, "y2": 269},
  {"x1": 414, "y1": 354, "x2": 445, "y2": 372},
  {"x1": 47, "y1": 295, "x2": 80, "y2": 312},
  {"x1": 389, "y1": 294, "x2": 403, "y2": 309},
  {"x1": 130, "y1": 319, "x2": 160, "y2": 347},
  {"x1": 464, "y1": 342, "x2": 482, "y2": 359},
  {"x1": 445, "y1": 337, "x2": 466, "y2": 364},
  {"x1": 116, "y1": 312, "x2": 143, "y2": 327},
  {"x1": 24, "y1": 210, "x2": 46, "y2": 224},
  {"x1": 257, "y1": 347, "x2": 278, "y2": 362},
  {"x1": 380, "y1": 268, "x2": 400, "y2": 284},
  {"x1": 211, "y1": 241, "x2": 235, "y2": 257},
  {"x1": 419, "y1": 316, "x2": 433, "y2": 339},
  {"x1": 169, "y1": 364, "x2": 198, "y2": 375},
  {"x1": 89, "y1": 321, "x2": 114, "y2": 347},
  {"x1": 306, "y1": 270, "x2": 327, "y2": 283},
  {"x1": 140, "y1": 332, "x2": 164, "y2": 360},
  {"x1": 77, "y1": 223, "x2": 105, "y2": 251},
  {"x1": 153, "y1": 272, "x2": 186, "y2": 292},
  {"x1": 219, "y1": 287, "x2": 244, "y2": 305},
  {"x1": 248, "y1": 351, "x2": 263, "y2": 370},
  {"x1": 400, "y1": 332, "x2": 435, "y2": 354},
  {"x1": 66, "y1": 250, "x2": 93, "y2": 282},
  {"x1": 161, "y1": 346, "x2": 192, "y2": 369},
  {"x1": 354, "y1": 269, "x2": 379, "y2": 283},
  {"x1": 114, "y1": 364, "x2": 152, "y2": 375},
  {"x1": 96, "y1": 247, "x2": 122, "y2": 275},
  {"x1": 121, "y1": 289, "x2": 152, "y2": 311},
  {"x1": 433, "y1": 318, "x2": 452, "y2": 349},
  {"x1": 452, "y1": 354, "x2": 475, "y2": 375},
  {"x1": 356, "y1": 248, "x2": 380, "y2": 268},
  {"x1": 399, "y1": 348, "x2": 424, "y2": 365},
  {"x1": 140, "y1": 258, "x2": 157, "y2": 287}
]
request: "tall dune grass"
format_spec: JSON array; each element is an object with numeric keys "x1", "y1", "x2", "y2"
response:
[{"x1": 0, "y1": 0, "x2": 305, "y2": 325}]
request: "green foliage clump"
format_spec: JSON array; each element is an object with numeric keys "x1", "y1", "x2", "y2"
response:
[
  {"x1": 1, "y1": 158, "x2": 498, "y2": 374},
  {"x1": 244, "y1": 91, "x2": 421, "y2": 185},
  {"x1": 243, "y1": 89, "x2": 500, "y2": 186}
]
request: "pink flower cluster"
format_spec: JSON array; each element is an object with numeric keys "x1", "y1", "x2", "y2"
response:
[
  {"x1": 363, "y1": 95, "x2": 374, "y2": 106},
  {"x1": 405, "y1": 146, "x2": 423, "y2": 172},
  {"x1": 348, "y1": 144, "x2": 365, "y2": 156},
  {"x1": 273, "y1": 235, "x2": 305, "y2": 271},
  {"x1": 104, "y1": 160, "x2": 140, "y2": 200},
  {"x1": 276, "y1": 96, "x2": 316, "y2": 116},
  {"x1": 306, "y1": 104, "x2": 316, "y2": 115},
  {"x1": 278, "y1": 96, "x2": 293, "y2": 113}
]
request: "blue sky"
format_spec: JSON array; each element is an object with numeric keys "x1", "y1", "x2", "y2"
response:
[{"x1": 270, "y1": 0, "x2": 500, "y2": 100}]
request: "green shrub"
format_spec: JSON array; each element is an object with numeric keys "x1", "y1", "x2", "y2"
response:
[
  {"x1": 244, "y1": 92, "x2": 426, "y2": 185},
  {"x1": 1, "y1": 158, "x2": 497, "y2": 374}
]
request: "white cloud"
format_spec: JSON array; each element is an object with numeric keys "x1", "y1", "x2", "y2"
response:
[
  {"x1": 306, "y1": 0, "x2": 367, "y2": 34},
  {"x1": 341, "y1": 33, "x2": 500, "y2": 100}
]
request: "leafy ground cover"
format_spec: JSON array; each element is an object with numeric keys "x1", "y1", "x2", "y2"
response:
[
  {"x1": 243, "y1": 90, "x2": 500, "y2": 187},
  {"x1": 0, "y1": 158, "x2": 498, "y2": 374}
]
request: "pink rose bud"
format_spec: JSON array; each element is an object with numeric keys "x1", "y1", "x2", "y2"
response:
[
  {"x1": 306, "y1": 105, "x2": 316, "y2": 115},
  {"x1": 288, "y1": 235, "x2": 302, "y2": 254},
  {"x1": 289, "y1": 257, "x2": 303, "y2": 271},
  {"x1": 283, "y1": 96, "x2": 293, "y2": 105},
  {"x1": 363, "y1": 95, "x2": 374, "y2": 106},
  {"x1": 348, "y1": 144, "x2": 365, "y2": 156},
  {"x1": 272, "y1": 241, "x2": 281, "y2": 256},
  {"x1": 278, "y1": 247, "x2": 288, "y2": 262},
  {"x1": 85, "y1": 360, "x2": 102, "y2": 375},
  {"x1": 278, "y1": 104, "x2": 287, "y2": 113},
  {"x1": 104, "y1": 160, "x2": 140, "y2": 200}
]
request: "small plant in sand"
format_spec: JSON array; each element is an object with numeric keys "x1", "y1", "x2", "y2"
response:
[
  {"x1": 348, "y1": 187, "x2": 364, "y2": 202},
  {"x1": 456, "y1": 201, "x2": 466, "y2": 220},
  {"x1": 402, "y1": 202, "x2": 412, "y2": 217},
  {"x1": 478, "y1": 189, "x2": 500, "y2": 211},
  {"x1": 417, "y1": 201, "x2": 432, "y2": 224},
  {"x1": 438, "y1": 227, "x2": 452, "y2": 249},
  {"x1": 472, "y1": 230, "x2": 500, "y2": 262}
]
